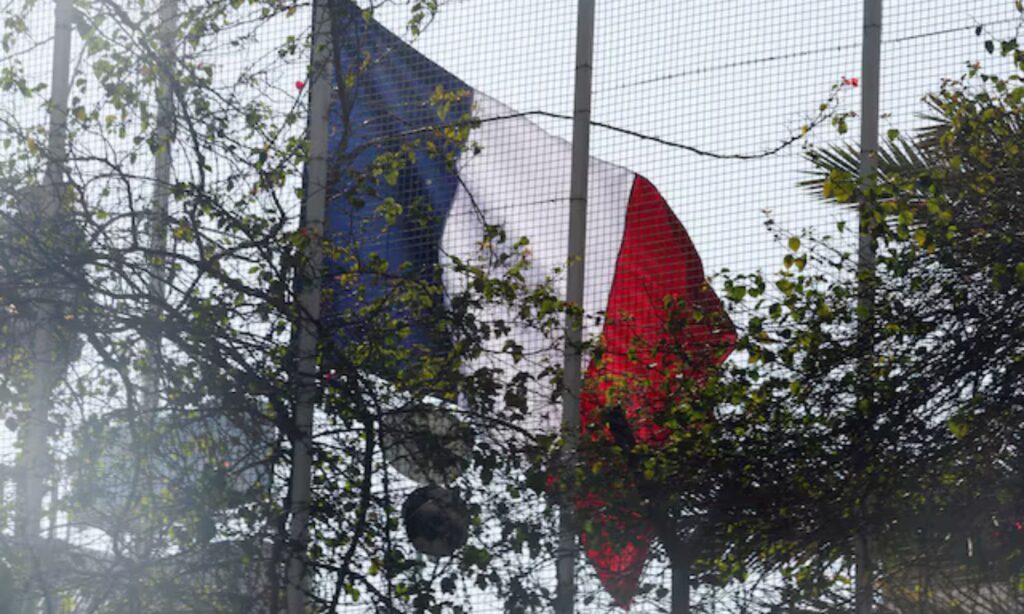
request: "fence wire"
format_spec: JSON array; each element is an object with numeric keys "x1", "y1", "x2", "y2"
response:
[{"x1": 0, "y1": 0, "x2": 1020, "y2": 612}]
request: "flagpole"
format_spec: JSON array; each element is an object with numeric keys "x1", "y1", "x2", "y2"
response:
[
  {"x1": 557, "y1": 0, "x2": 596, "y2": 612},
  {"x1": 285, "y1": 0, "x2": 331, "y2": 610}
]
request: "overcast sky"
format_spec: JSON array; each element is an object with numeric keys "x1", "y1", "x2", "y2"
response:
[{"x1": 374, "y1": 0, "x2": 1020, "y2": 281}]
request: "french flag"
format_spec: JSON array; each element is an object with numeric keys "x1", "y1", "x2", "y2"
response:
[{"x1": 324, "y1": 3, "x2": 735, "y2": 608}]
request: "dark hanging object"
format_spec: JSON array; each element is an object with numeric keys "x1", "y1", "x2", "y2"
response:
[
  {"x1": 402, "y1": 485, "x2": 469, "y2": 557},
  {"x1": 381, "y1": 406, "x2": 473, "y2": 485}
]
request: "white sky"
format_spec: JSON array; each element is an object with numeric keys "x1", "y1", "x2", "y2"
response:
[{"x1": 374, "y1": 0, "x2": 1020, "y2": 281}]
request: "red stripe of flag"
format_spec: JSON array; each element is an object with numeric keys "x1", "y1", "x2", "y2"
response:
[{"x1": 579, "y1": 176, "x2": 736, "y2": 609}]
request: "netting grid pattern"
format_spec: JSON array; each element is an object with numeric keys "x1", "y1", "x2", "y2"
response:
[{"x1": 0, "y1": 0, "x2": 1018, "y2": 612}]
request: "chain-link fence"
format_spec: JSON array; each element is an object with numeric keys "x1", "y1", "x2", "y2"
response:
[{"x1": 0, "y1": 0, "x2": 1020, "y2": 612}]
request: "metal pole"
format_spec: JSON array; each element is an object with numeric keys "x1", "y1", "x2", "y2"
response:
[
  {"x1": 16, "y1": 0, "x2": 73, "y2": 546},
  {"x1": 15, "y1": 1, "x2": 73, "y2": 612},
  {"x1": 286, "y1": 0, "x2": 331, "y2": 610},
  {"x1": 146, "y1": 0, "x2": 178, "y2": 375},
  {"x1": 856, "y1": 1, "x2": 881, "y2": 613},
  {"x1": 860, "y1": 0, "x2": 882, "y2": 244},
  {"x1": 557, "y1": 1, "x2": 595, "y2": 612},
  {"x1": 124, "y1": 1, "x2": 177, "y2": 609},
  {"x1": 671, "y1": 557, "x2": 690, "y2": 614}
]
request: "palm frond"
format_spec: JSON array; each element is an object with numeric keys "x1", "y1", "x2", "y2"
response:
[{"x1": 799, "y1": 136, "x2": 937, "y2": 198}]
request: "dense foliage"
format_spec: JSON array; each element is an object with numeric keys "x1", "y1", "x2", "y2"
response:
[
  {"x1": 0, "y1": 1, "x2": 564, "y2": 611},
  {"x1": 569, "y1": 23, "x2": 1024, "y2": 613}
]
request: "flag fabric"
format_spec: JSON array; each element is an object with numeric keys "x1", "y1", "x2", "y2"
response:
[
  {"x1": 574, "y1": 174, "x2": 736, "y2": 608},
  {"x1": 324, "y1": 3, "x2": 735, "y2": 608}
]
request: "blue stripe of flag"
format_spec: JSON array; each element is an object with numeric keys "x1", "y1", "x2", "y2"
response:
[{"x1": 324, "y1": 2, "x2": 473, "y2": 350}]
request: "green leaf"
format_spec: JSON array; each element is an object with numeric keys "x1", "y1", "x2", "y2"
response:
[
  {"x1": 948, "y1": 419, "x2": 969, "y2": 439},
  {"x1": 463, "y1": 545, "x2": 491, "y2": 569}
]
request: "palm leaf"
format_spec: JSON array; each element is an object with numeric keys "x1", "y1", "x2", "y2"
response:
[{"x1": 799, "y1": 136, "x2": 937, "y2": 198}]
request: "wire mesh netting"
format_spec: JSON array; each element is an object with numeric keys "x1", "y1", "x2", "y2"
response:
[
  {"x1": 0, "y1": 0, "x2": 1021, "y2": 612},
  {"x1": 0, "y1": 0, "x2": 56, "y2": 544}
]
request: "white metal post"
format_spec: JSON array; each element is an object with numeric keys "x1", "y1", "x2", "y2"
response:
[
  {"x1": 14, "y1": 1, "x2": 73, "y2": 612},
  {"x1": 557, "y1": 1, "x2": 596, "y2": 612},
  {"x1": 17, "y1": 0, "x2": 73, "y2": 546},
  {"x1": 856, "y1": 1, "x2": 881, "y2": 613},
  {"x1": 286, "y1": 0, "x2": 331, "y2": 610},
  {"x1": 146, "y1": 0, "x2": 178, "y2": 376}
]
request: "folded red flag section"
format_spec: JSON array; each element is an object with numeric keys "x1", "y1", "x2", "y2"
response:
[{"x1": 578, "y1": 177, "x2": 736, "y2": 608}]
